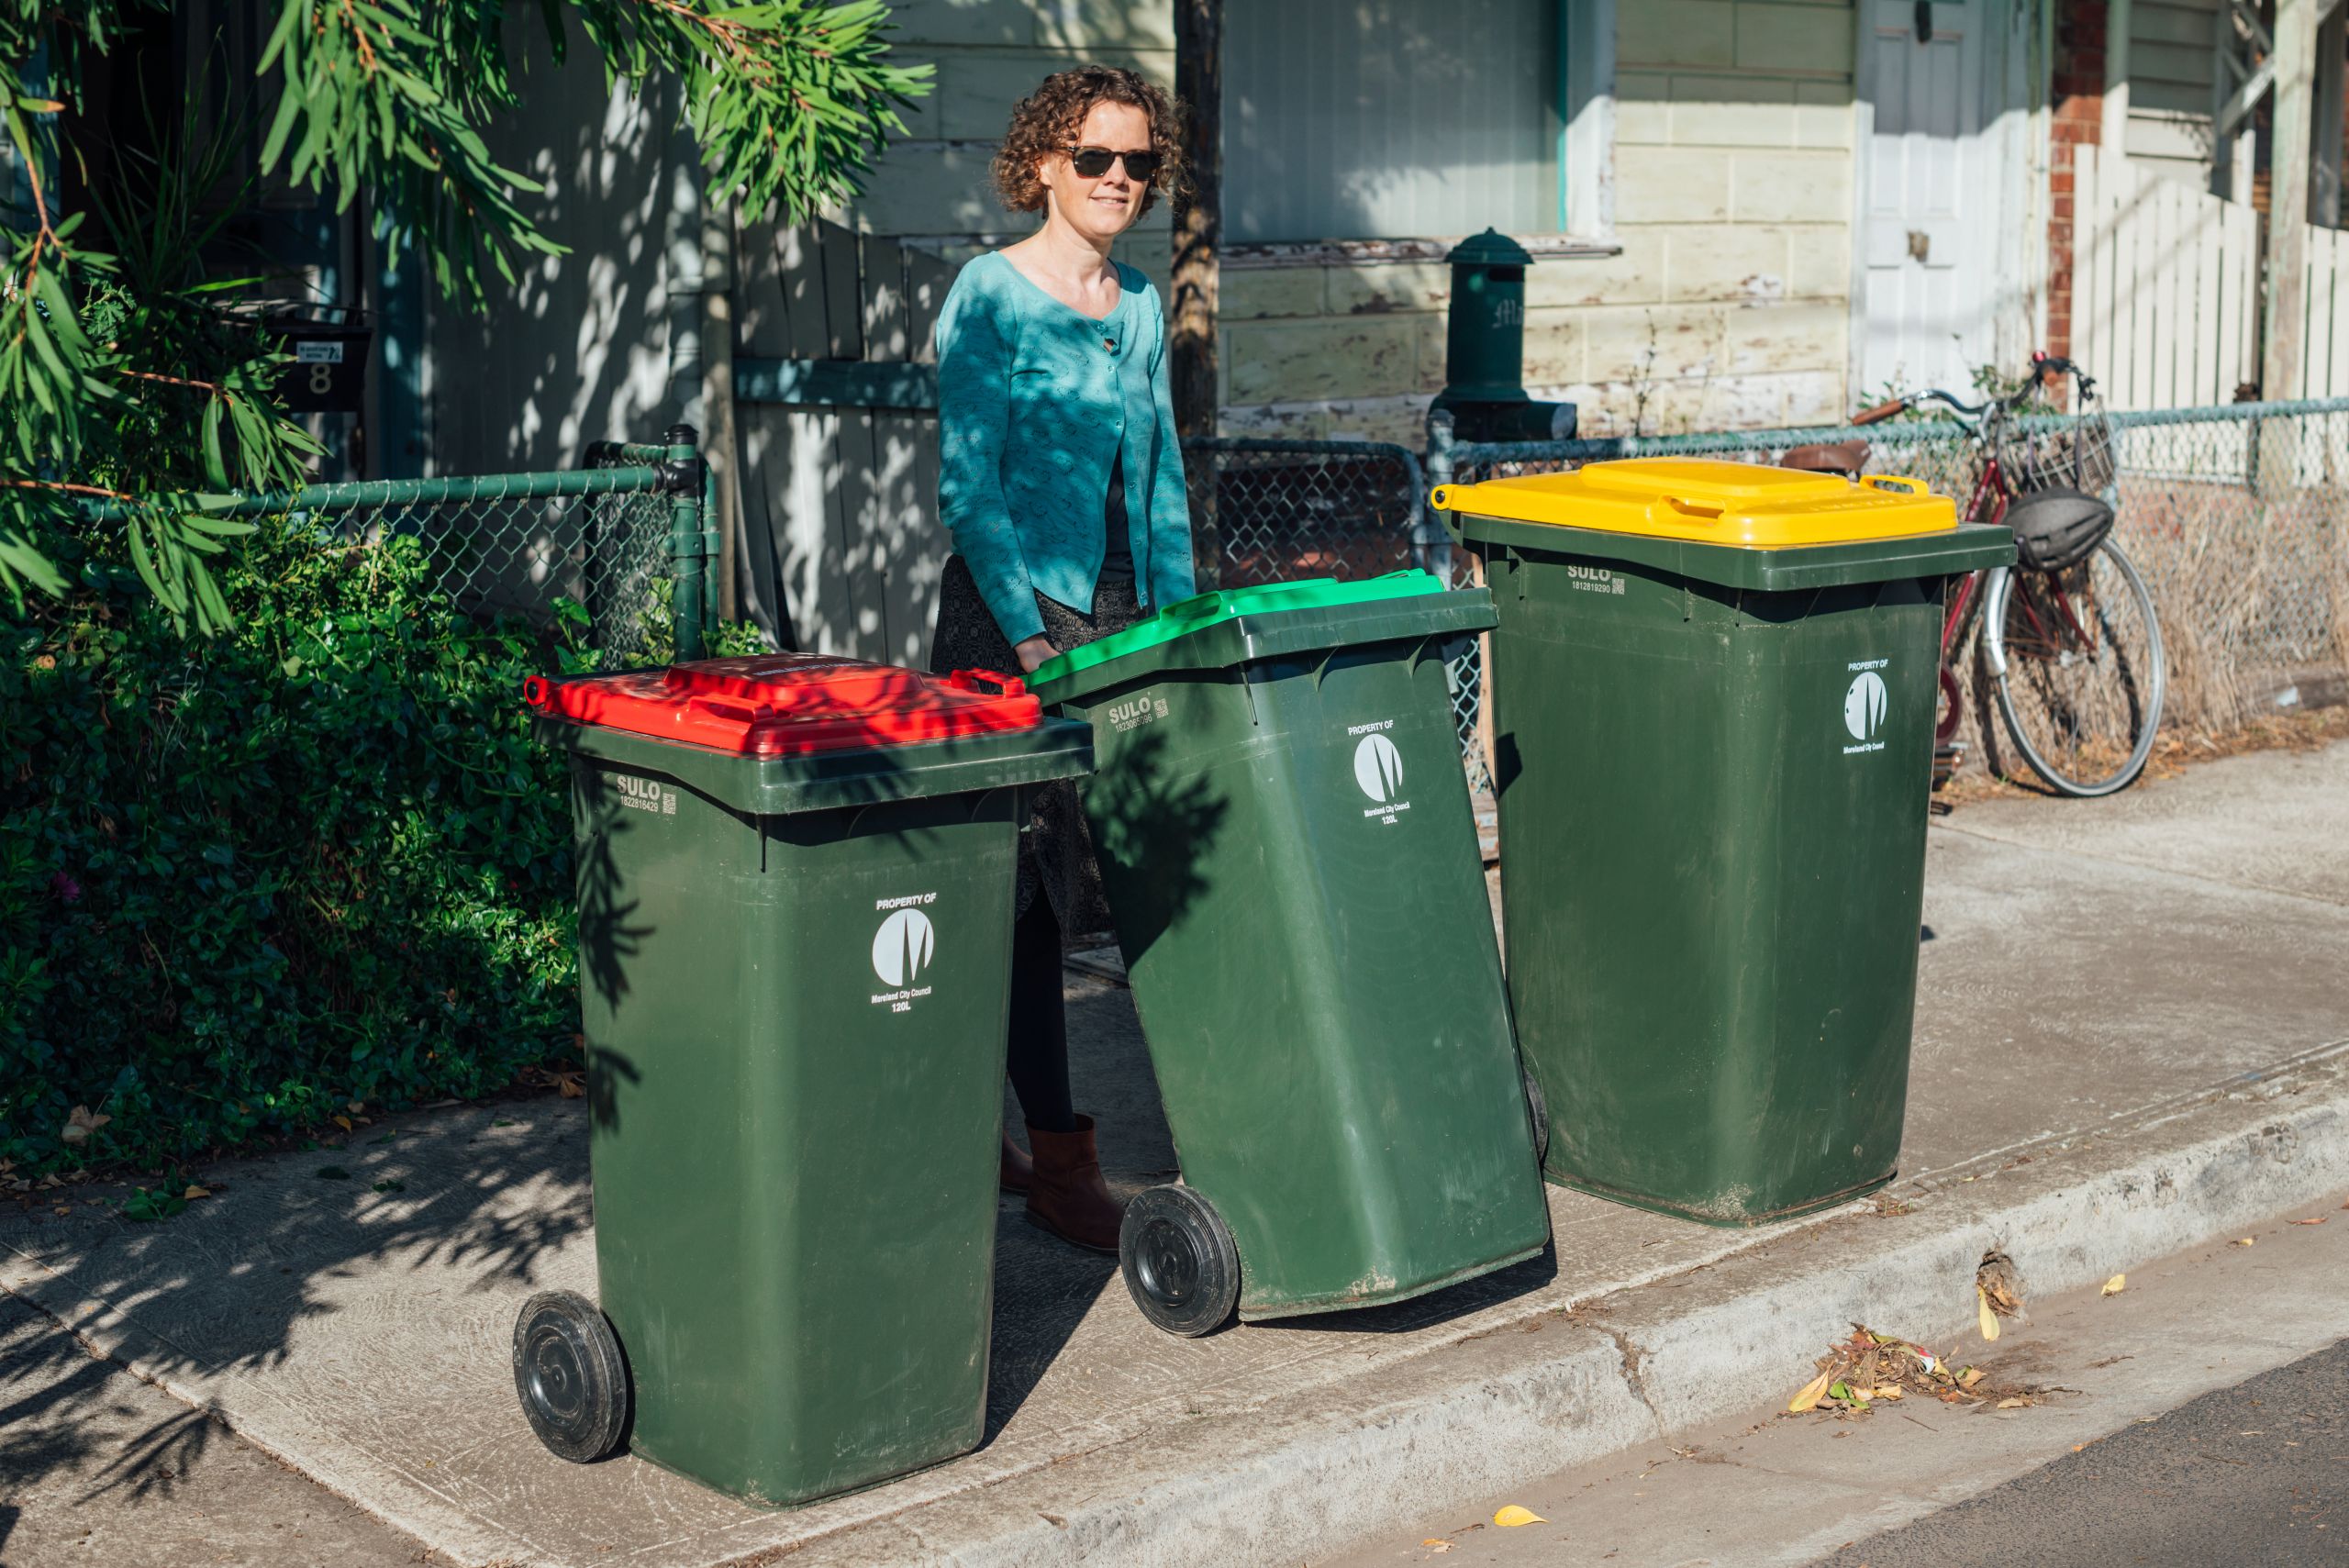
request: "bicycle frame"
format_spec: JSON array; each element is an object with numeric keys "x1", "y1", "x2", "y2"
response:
[{"x1": 1933, "y1": 402, "x2": 2108, "y2": 742}]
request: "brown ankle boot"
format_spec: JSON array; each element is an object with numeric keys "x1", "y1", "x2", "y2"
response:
[
  {"x1": 1025, "y1": 1115, "x2": 1122, "y2": 1253},
  {"x1": 999, "y1": 1128, "x2": 1033, "y2": 1195}
]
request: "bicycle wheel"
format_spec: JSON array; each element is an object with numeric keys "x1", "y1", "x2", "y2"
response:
[{"x1": 1987, "y1": 538, "x2": 2165, "y2": 796}]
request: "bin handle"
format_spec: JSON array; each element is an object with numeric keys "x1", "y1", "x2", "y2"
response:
[
  {"x1": 946, "y1": 668, "x2": 1028, "y2": 698},
  {"x1": 1861, "y1": 474, "x2": 1927, "y2": 495},
  {"x1": 1652, "y1": 495, "x2": 1724, "y2": 523},
  {"x1": 687, "y1": 695, "x2": 772, "y2": 722}
]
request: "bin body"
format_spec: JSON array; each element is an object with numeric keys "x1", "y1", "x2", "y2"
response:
[
  {"x1": 530, "y1": 657, "x2": 1090, "y2": 1504},
  {"x1": 1437, "y1": 462, "x2": 2014, "y2": 1226},
  {"x1": 1034, "y1": 576, "x2": 1551, "y2": 1318}
]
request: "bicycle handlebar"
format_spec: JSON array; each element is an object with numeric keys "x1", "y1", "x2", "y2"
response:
[
  {"x1": 1916, "y1": 388, "x2": 1987, "y2": 417},
  {"x1": 1858, "y1": 354, "x2": 2101, "y2": 431}
]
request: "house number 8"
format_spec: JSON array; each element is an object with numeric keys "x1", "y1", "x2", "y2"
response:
[{"x1": 308, "y1": 363, "x2": 335, "y2": 396}]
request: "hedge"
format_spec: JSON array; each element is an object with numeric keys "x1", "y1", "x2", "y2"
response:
[{"x1": 2, "y1": 520, "x2": 587, "y2": 1173}]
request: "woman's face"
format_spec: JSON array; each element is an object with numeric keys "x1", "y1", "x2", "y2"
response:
[{"x1": 1039, "y1": 99, "x2": 1154, "y2": 245}]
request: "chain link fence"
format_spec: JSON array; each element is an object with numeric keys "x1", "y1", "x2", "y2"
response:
[
  {"x1": 1434, "y1": 397, "x2": 2349, "y2": 771},
  {"x1": 1186, "y1": 438, "x2": 1492, "y2": 789},
  {"x1": 93, "y1": 446, "x2": 701, "y2": 664}
]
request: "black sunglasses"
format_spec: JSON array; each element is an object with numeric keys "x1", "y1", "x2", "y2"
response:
[{"x1": 1062, "y1": 145, "x2": 1161, "y2": 182}]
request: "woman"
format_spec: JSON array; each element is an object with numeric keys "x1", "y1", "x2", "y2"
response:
[{"x1": 930, "y1": 66, "x2": 1194, "y2": 1252}]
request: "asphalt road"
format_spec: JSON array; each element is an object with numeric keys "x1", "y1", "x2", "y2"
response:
[{"x1": 1819, "y1": 1340, "x2": 2345, "y2": 1567}]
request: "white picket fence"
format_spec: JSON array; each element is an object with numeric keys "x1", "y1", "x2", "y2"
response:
[
  {"x1": 2072, "y1": 145, "x2": 2262, "y2": 411},
  {"x1": 2285, "y1": 224, "x2": 2349, "y2": 400}
]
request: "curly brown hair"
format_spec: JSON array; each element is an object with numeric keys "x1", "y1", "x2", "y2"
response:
[{"x1": 992, "y1": 66, "x2": 1186, "y2": 219}]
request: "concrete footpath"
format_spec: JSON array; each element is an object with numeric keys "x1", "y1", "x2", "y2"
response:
[{"x1": 2, "y1": 741, "x2": 2344, "y2": 1568}]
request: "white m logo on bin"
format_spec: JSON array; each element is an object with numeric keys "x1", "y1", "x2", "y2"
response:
[
  {"x1": 871, "y1": 908, "x2": 935, "y2": 987},
  {"x1": 1353, "y1": 733, "x2": 1405, "y2": 803},
  {"x1": 1843, "y1": 672, "x2": 1889, "y2": 741}
]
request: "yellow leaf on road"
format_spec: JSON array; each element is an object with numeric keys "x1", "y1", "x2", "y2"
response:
[
  {"x1": 1977, "y1": 1285, "x2": 2000, "y2": 1341},
  {"x1": 2234, "y1": 1238, "x2": 2255, "y2": 1248},
  {"x1": 183, "y1": 1184, "x2": 211, "y2": 1201},
  {"x1": 1788, "y1": 1369, "x2": 1835, "y2": 1413},
  {"x1": 2289, "y1": 1217, "x2": 2326, "y2": 1226},
  {"x1": 1997, "y1": 1396, "x2": 2030, "y2": 1409},
  {"x1": 1494, "y1": 1506, "x2": 1547, "y2": 1528},
  {"x1": 332, "y1": 1116, "x2": 353, "y2": 1131},
  {"x1": 2101, "y1": 1274, "x2": 2126, "y2": 1296}
]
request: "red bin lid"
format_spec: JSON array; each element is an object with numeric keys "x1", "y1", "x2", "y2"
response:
[{"x1": 524, "y1": 655, "x2": 1043, "y2": 757}]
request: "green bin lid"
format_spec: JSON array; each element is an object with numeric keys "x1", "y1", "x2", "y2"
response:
[{"x1": 1030, "y1": 571, "x2": 1453, "y2": 689}]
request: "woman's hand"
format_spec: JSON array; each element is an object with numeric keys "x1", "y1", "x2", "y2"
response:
[{"x1": 1014, "y1": 635, "x2": 1058, "y2": 673}]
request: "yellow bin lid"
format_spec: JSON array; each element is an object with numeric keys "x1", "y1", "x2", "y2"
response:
[{"x1": 1429, "y1": 457, "x2": 1957, "y2": 548}]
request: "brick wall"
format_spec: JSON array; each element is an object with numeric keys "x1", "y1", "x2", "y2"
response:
[{"x1": 2046, "y1": 0, "x2": 2108, "y2": 360}]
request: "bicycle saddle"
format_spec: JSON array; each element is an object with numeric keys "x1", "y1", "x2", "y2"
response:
[{"x1": 1779, "y1": 440, "x2": 1869, "y2": 476}]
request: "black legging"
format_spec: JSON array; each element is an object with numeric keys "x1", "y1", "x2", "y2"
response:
[{"x1": 1007, "y1": 895, "x2": 1077, "y2": 1134}]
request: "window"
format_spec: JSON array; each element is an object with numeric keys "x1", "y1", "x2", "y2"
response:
[{"x1": 1224, "y1": 0, "x2": 1565, "y2": 242}]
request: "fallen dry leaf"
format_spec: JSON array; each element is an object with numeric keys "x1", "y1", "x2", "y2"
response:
[
  {"x1": 2233, "y1": 1238, "x2": 2255, "y2": 1248},
  {"x1": 1421, "y1": 1542, "x2": 1453, "y2": 1554},
  {"x1": 2101, "y1": 1274, "x2": 2127, "y2": 1296},
  {"x1": 1959, "y1": 1367, "x2": 1987, "y2": 1389},
  {"x1": 1976, "y1": 1286, "x2": 2001, "y2": 1342},
  {"x1": 332, "y1": 1116, "x2": 353, "y2": 1131},
  {"x1": 61, "y1": 1106, "x2": 110, "y2": 1146},
  {"x1": 1976, "y1": 1251, "x2": 2025, "y2": 1317},
  {"x1": 1996, "y1": 1396, "x2": 2030, "y2": 1409},
  {"x1": 1493, "y1": 1506, "x2": 1546, "y2": 1528},
  {"x1": 556, "y1": 1073, "x2": 586, "y2": 1099},
  {"x1": 1789, "y1": 1369, "x2": 1835, "y2": 1413},
  {"x1": 183, "y1": 1184, "x2": 210, "y2": 1201},
  {"x1": 2289, "y1": 1217, "x2": 2326, "y2": 1226}
]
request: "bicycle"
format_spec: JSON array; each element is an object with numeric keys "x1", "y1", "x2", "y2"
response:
[{"x1": 1802, "y1": 354, "x2": 2165, "y2": 797}]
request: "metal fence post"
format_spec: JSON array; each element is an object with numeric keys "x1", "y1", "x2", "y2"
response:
[
  {"x1": 701, "y1": 460, "x2": 724, "y2": 638},
  {"x1": 663, "y1": 423, "x2": 707, "y2": 662}
]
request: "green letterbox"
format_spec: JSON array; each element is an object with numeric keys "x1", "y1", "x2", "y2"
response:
[
  {"x1": 1434, "y1": 462, "x2": 2013, "y2": 1226},
  {"x1": 513, "y1": 655, "x2": 1091, "y2": 1505},
  {"x1": 1032, "y1": 573, "x2": 1551, "y2": 1336}
]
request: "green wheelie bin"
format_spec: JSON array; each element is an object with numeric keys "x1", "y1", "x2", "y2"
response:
[
  {"x1": 1030, "y1": 573, "x2": 1552, "y2": 1336},
  {"x1": 511, "y1": 654, "x2": 1091, "y2": 1505},
  {"x1": 1431, "y1": 459, "x2": 2014, "y2": 1227}
]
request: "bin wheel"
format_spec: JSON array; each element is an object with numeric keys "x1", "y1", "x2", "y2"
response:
[
  {"x1": 513, "y1": 1290, "x2": 630, "y2": 1462},
  {"x1": 1119, "y1": 1184, "x2": 1241, "y2": 1338},
  {"x1": 1522, "y1": 1068, "x2": 1552, "y2": 1170}
]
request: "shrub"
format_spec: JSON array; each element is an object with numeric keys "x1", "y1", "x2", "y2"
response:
[{"x1": 2, "y1": 519, "x2": 588, "y2": 1173}]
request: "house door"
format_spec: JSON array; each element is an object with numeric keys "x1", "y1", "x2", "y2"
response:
[{"x1": 1862, "y1": 0, "x2": 2017, "y2": 398}]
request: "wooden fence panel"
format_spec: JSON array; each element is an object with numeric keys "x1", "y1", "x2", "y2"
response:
[
  {"x1": 731, "y1": 216, "x2": 952, "y2": 662},
  {"x1": 2071, "y1": 146, "x2": 2262, "y2": 412}
]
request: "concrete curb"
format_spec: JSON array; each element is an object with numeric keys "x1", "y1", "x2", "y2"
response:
[{"x1": 782, "y1": 1047, "x2": 2349, "y2": 1568}]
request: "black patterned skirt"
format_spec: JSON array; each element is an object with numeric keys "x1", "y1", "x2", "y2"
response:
[{"x1": 930, "y1": 554, "x2": 1141, "y2": 942}]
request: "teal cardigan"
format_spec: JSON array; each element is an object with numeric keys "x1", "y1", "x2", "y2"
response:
[{"x1": 936, "y1": 251, "x2": 1196, "y2": 646}]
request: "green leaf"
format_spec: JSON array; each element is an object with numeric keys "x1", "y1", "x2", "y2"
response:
[
  {"x1": 201, "y1": 401, "x2": 229, "y2": 489},
  {"x1": 182, "y1": 514, "x2": 261, "y2": 539}
]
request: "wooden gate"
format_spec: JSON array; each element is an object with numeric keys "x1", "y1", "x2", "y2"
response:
[{"x1": 732, "y1": 217, "x2": 953, "y2": 666}]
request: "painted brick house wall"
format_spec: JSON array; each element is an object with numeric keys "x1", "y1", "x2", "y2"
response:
[{"x1": 831, "y1": 0, "x2": 1864, "y2": 441}]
